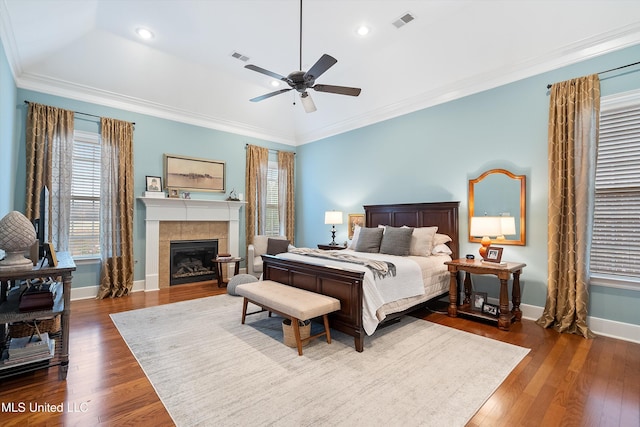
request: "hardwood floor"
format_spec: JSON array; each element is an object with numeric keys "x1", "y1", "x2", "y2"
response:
[{"x1": 1, "y1": 282, "x2": 638, "y2": 426}]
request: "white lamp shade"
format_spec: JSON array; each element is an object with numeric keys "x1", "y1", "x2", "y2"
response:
[
  {"x1": 500, "y1": 216, "x2": 516, "y2": 236},
  {"x1": 324, "y1": 211, "x2": 343, "y2": 225},
  {"x1": 300, "y1": 92, "x2": 317, "y2": 113},
  {"x1": 470, "y1": 216, "x2": 503, "y2": 237}
]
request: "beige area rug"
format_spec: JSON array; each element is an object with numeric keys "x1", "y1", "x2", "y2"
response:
[{"x1": 110, "y1": 294, "x2": 529, "y2": 426}]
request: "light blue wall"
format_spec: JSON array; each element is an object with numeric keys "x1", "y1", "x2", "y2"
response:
[
  {"x1": 295, "y1": 44, "x2": 640, "y2": 327},
  {"x1": 2, "y1": 38, "x2": 639, "y2": 327},
  {"x1": 11, "y1": 89, "x2": 291, "y2": 288},
  {"x1": 0, "y1": 38, "x2": 17, "y2": 216}
]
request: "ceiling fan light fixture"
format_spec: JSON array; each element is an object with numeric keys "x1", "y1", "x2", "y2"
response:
[{"x1": 300, "y1": 92, "x2": 317, "y2": 113}]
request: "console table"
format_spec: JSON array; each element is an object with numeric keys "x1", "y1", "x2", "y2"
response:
[
  {"x1": 445, "y1": 258, "x2": 525, "y2": 331},
  {"x1": 0, "y1": 252, "x2": 75, "y2": 379}
]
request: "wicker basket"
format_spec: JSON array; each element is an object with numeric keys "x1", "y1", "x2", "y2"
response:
[
  {"x1": 282, "y1": 318, "x2": 311, "y2": 348},
  {"x1": 9, "y1": 315, "x2": 61, "y2": 338}
]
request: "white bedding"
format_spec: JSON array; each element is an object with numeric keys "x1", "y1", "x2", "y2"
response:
[{"x1": 276, "y1": 249, "x2": 450, "y2": 335}]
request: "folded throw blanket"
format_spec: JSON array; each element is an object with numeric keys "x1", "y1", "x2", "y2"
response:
[{"x1": 288, "y1": 248, "x2": 396, "y2": 279}]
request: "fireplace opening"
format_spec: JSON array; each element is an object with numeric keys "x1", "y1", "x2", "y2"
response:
[{"x1": 170, "y1": 239, "x2": 218, "y2": 285}]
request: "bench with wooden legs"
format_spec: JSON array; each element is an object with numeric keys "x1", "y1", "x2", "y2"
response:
[{"x1": 236, "y1": 280, "x2": 341, "y2": 356}]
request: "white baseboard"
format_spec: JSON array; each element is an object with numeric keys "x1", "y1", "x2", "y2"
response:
[
  {"x1": 512, "y1": 301, "x2": 639, "y2": 345},
  {"x1": 70, "y1": 284, "x2": 638, "y2": 344}
]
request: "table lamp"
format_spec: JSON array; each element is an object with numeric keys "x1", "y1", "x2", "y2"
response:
[
  {"x1": 470, "y1": 216, "x2": 503, "y2": 260},
  {"x1": 324, "y1": 211, "x2": 343, "y2": 246}
]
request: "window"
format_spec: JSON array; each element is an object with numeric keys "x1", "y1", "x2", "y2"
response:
[
  {"x1": 68, "y1": 130, "x2": 101, "y2": 258},
  {"x1": 265, "y1": 160, "x2": 279, "y2": 236},
  {"x1": 590, "y1": 89, "x2": 640, "y2": 290}
]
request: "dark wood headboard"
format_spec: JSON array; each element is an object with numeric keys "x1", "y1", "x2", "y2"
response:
[{"x1": 364, "y1": 201, "x2": 460, "y2": 260}]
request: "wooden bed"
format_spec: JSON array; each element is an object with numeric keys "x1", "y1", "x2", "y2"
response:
[{"x1": 261, "y1": 201, "x2": 460, "y2": 352}]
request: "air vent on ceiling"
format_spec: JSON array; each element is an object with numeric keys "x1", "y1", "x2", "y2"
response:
[
  {"x1": 231, "y1": 51, "x2": 250, "y2": 62},
  {"x1": 392, "y1": 12, "x2": 415, "y2": 29}
]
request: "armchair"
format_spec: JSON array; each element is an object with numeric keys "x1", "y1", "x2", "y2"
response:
[{"x1": 247, "y1": 235, "x2": 290, "y2": 278}]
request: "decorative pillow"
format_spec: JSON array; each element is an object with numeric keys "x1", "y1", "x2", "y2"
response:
[
  {"x1": 379, "y1": 226, "x2": 414, "y2": 256},
  {"x1": 266, "y1": 238, "x2": 290, "y2": 255},
  {"x1": 434, "y1": 233, "x2": 452, "y2": 245},
  {"x1": 348, "y1": 225, "x2": 362, "y2": 250},
  {"x1": 408, "y1": 226, "x2": 438, "y2": 257},
  {"x1": 354, "y1": 227, "x2": 384, "y2": 253},
  {"x1": 431, "y1": 243, "x2": 453, "y2": 256}
]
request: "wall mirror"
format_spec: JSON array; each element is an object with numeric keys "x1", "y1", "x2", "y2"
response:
[{"x1": 469, "y1": 168, "x2": 526, "y2": 246}]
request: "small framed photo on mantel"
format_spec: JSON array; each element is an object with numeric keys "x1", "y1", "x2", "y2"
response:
[{"x1": 146, "y1": 176, "x2": 162, "y2": 192}]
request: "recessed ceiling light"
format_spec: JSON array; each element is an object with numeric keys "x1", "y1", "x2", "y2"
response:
[
  {"x1": 271, "y1": 80, "x2": 281, "y2": 87},
  {"x1": 136, "y1": 27, "x2": 154, "y2": 40},
  {"x1": 356, "y1": 25, "x2": 370, "y2": 36}
]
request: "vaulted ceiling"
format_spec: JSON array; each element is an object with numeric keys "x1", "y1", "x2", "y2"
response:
[{"x1": 2, "y1": 1, "x2": 640, "y2": 145}]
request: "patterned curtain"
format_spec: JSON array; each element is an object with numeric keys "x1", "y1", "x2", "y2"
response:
[
  {"x1": 245, "y1": 145, "x2": 269, "y2": 245},
  {"x1": 25, "y1": 102, "x2": 74, "y2": 250},
  {"x1": 97, "y1": 118, "x2": 134, "y2": 299},
  {"x1": 536, "y1": 74, "x2": 599, "y2": 339},
  {"x1": 278, "y1": 151, "x2": 295, "y2": 244}
]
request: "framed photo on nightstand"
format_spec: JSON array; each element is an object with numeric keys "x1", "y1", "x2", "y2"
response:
[
  {"x1": 471, "y1": 291, "x2": 487, "y2": 312},
  {"x1": 484, "y1": 246, "x2": 503, "y2": 263}
]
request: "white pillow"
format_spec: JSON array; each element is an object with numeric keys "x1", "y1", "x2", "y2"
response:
[
  {"x1": 408, "y1": 226, "x2": 438, "y2": 257},
  {"x1": 432, "y1": 243, "x2": 453, "y2": 256},
  {"x1": 434, "y1": 233, "x2": 452, "y2": 245},
  {"x1": 348, "y1": 225, "x2": 362, "y2": 249}
]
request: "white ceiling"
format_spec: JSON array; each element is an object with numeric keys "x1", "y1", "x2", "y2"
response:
[{"x1": 2, "y1": 1, "x2": 640, "y2": 146}]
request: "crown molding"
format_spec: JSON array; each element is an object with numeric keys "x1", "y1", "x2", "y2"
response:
[
  {"x1": 16, "y1": 72, "x2": 298, "y2": 146},
  {"x1": 298, "y1": 23, "x2": 640, "y2": 145},
  {"x1": 10, "y1": 22, "x2": 640, "y2": 147}
]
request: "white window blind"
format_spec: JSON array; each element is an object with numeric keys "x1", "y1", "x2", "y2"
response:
[
  {"x1": 69, "y1": 131, "x2": 101, "y2": 258},
  {"x1": 265, "y1": 161, "x2": 280, "y2": 236},
  {"x1": 590, "y1": 92, "x2": 640, "y2": 289}
]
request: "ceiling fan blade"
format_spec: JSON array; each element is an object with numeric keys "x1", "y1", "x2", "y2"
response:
[
  {"x1": 304, "y1": 54, "x2": 337, "y2": 81},
  {"x1": 300, "y1": 92, "x2": 316, "y2": 113},
  {"x1": 312, "y1": 84, "x2": 362, "y2": 97},
  {"x1": 244, "y1": 64, "x2": 288, "y2": 81},
  {"x1": 249, "y1": 88, "x2": 292, "y2": 102}
]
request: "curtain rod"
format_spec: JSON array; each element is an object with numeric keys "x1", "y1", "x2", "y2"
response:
[
  {"x1": 244, "y1": 144, "x2": 295, "y2": 155},
  {"x1": 23, "y1": 100, "x2": 136, "y2": 125},
  {"x1": 546, "y1": 61, "x2": 640, "y2": 89}
]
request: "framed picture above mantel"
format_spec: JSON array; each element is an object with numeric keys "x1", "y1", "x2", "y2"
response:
[{"x1": 164, "y1": 154, "x2": 225, "y2": 193}]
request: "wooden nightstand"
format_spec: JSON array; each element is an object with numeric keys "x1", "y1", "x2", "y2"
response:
[
  {"x1": 317, "y1": 244, "x2": 347, "y2": 250},
  {"x1": 444, "y1": 258, "x2": 526, "y2": 331}
]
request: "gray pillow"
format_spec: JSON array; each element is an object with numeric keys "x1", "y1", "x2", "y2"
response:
[
  {"x1": 379, "y1": 226, "x2": 414, "y2": 256},
  {"x1": 266, "y1": 238, "x2": 289, "y2": 255},
  {"x1": 354, "y1": 227, "x2": 384, "y2": 253}
]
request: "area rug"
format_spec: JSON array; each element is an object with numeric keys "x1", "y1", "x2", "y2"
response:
[{"x1": 110, "y1": 295, "x2": 529, "y2": 426}]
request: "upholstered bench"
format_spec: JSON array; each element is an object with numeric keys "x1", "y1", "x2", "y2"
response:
[{"x1": 236, "y1": 280, "x2": 341, "y2": 356}]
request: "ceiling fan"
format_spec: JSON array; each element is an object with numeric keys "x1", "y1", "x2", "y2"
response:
[{"x1": 244, "y1": 0, "x2": 361, "y2": 113}]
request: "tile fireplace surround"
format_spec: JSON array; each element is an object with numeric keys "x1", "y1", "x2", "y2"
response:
[{"x1": 139, "y1": 197, "x2": 245, "y2": 291}]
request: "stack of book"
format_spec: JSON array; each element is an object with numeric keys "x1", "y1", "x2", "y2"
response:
[
  {"x1": 216, "y1": 253, "x2": 233, "y2": 261},
  {"x1": 1, "y1": 333, "x2": 55, "y2": 367}
]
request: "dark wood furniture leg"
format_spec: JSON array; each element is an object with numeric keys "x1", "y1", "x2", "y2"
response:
[
  {"x1": 463, "y1": 271, "x2": 472, "y2": 306},
  {"x1": 233, "y1": 260, "x2": 240, "y2": 276},
  {"x1": 448, "y1": 269, "x2": 458, "y2": 317},
  {"x1": 59, "y1": 271, "x2": 72, "y2": 379},
  {"x1": 511, "y1": 270, "x2": 522, "y2": 321},
  {"x1": 497, "y1": 277, "x2": 511, "y2": 331},
  {"x1": 215, "y1": 263, "x2": 225, "y2": 288}
]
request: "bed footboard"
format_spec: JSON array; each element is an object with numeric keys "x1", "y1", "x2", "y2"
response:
[{"x1": 261, "y1": 254, "x2": 366, "y2": 352}]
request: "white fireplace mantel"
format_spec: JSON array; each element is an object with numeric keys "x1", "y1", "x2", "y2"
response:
[{"x1": 139, "y1": 197, "x2": 246, "y2": 291}]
